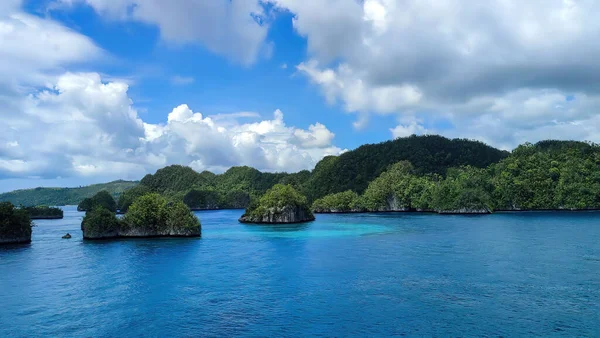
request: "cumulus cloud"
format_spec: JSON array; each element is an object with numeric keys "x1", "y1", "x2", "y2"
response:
[
  {"x1": 55, "y1": 0, "x2": 271, "y2": 65},
  {"x1": 270, "y1": 0, "x2": 600, "y2": 146},
  {"x1": 0, "y1": 72, "x2": 343, "y2": 180}
]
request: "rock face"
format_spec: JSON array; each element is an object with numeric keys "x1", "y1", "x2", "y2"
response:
[
  {"x1": 239, "y1": 205, "x2": 315, "y2": 224},
  {"x1": 83, "y1": 224, "x2": 200, "y2": 240},
  {"x1": 116, "y1": 226, "x2": 201, "y2": 238},
  {"x1": 437, "y1": 207, "x2": 491, "y2": 214}
]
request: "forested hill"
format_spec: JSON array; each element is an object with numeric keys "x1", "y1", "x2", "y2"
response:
[
  {"x1": 1, "y1": 135, "x2": 508, "y2": 208},
  {"x1": 0, "y1": 180, "x2": 138, "y2": 206},
  {"x1": 304, "y1": 135, "x2": 509, "y2": 199}
]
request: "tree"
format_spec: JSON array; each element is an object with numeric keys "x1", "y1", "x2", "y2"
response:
[
  {"x1": 122, "y1": 193, "x2": 167, "y2": 232},
  {"x1": 78, "y1": 190, "x2": 117, "y2": 212},
  {"x1": 0, "y1": 202, "x2": 32, "y2": 242},
  {"x1": 81, "y1": 207, "x2": 120, "y2": 238},
  {"x1": 117, "y1": 185, "x2": 151, "y2": 212}
]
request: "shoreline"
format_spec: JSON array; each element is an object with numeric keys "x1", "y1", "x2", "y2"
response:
[{"x1": 314, "y1": 208, "x2": 600, "y2": 215}]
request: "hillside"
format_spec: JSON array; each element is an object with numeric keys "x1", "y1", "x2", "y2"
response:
[
  {"x1": 0, "y1": 135, "x2": 509, "y2": 208},
  {"x1": 0, "y1": 180, "x2": 138, "y2": 206},
  {"x1": 303, "y1": 134, "x2": 509, "y2": 199}
]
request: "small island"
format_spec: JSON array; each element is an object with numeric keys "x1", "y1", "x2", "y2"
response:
[
  {"x1": 82, "y1": 193, "x2": 201, "y2": 239},
  {"x1": 21, "y1": 206, "x2": 64, "y2": 219},
  {"x1": 0, "y1": 202, "x2": 33, "y2": 244},
  {"x1": 239, "y1": 184, "x2": 315, "y2": 224}
]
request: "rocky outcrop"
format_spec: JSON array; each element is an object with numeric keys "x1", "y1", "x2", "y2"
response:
[
  {"x1": 116, "y1": 226, "x2": 201, "y2": 238},
  {"x1": 437, "y1": 207, "x2": 492, "y2": 214},
  {"x1": 0, "y1": 236, "x2": 31, "y2": 245},
  {"x1": 239, "y1": 205, "x2": 315, "y2": 224},
  {"x1": 83, "y1": 225, "x2": 200, "y2": 240},
  {"x1": 62, "y1": 233, "x2": 72, "y2": 239},
  {"x1": 313, "y1": 207, "x2": 364, "y2": 213}
]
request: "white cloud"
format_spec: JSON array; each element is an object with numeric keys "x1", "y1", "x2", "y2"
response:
[
  {"x1": 1, "y1": 72, "x2": 343, "y2": 180},
  {"x1": 390, "y1": 116, "x2": 429, "y2": 139},
  {"x1": 271, "y1": 0, "x2": 600, "y2": 147},
  {"x1": 56, "y1": 0, "x2": 271, "y2": 65}
]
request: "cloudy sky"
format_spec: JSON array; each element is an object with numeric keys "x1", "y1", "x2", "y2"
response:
[{"x1": 1, "y1": 0, "x2": 599, "y2": 192}]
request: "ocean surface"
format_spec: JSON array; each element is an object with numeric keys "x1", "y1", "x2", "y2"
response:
[{"x1": 1, "y1": 206, "x2": 599, "y2": 337}]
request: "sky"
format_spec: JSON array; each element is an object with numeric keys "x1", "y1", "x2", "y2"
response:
[{"x1": 1, "y1": 0, "x2": 600, "y2": 192}]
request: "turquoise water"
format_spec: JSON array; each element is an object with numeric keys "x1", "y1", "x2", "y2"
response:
[{"x1": 1, "y1": 207, "x2": 600, "y2": 337}]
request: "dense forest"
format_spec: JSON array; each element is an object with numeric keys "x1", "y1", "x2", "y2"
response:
[
  {"x1": 4, "y1": 135, "x2": 600, "y2": 214},
  {"x1": 312, "y1": 140, "x2": 600, "y2": 213},
  {"x1": 0, "y1": 180, "x2": 138, "y2": 207},
  {"x1": 0, "y1": 202, "x2": 32, "y2": 244},
  {"x1": 118, "y1": 135, "x2": 507, "y2": 211},
  {"x1": 20, "y1": 206, "x2": 64, "y2": 219}
]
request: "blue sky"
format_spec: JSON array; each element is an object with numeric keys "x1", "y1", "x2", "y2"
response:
[{"x1": 1, "y1": 0, "x2": 599, "y2": 192}]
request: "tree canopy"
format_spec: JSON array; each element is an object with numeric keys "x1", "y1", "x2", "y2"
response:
[
  {"x1": 0, "y1": 202, "x2": 32, "y2": 242},
  {"x1": 78, "y1": 190, "x2": 117, "y2": 212}
]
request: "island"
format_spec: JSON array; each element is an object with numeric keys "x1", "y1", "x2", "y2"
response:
[
  {"x1": 239, "y1": 184, "x2": 315, "y2": 224},
  {"x1": 21, "y1": 206, "x2": 64, "y2": 219},
  {"x1": 3, "y1": 136, "x2": 600, "y2": 217},
  {"x1": 78, "y1": 190, "x2": 117, "y2": 212},
  {"x1": 0, "y1": 202, "x2": 33, "y2": 244},
  {"x1": 81, "y1": 193, "x2": 201, "y2": 239}
]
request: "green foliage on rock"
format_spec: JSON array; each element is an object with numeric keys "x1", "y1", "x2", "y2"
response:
[
  {"x1": 122, "y1": 193, "x2": 200, "y2": 234},
  {"x1": 183, "y1": 189, "x2": 221, "y2": 210},
  {"x1": 312, "y1": 190, "x2": 363, "y2": 213},
  {"x1": 0, "y1": 202, "x2": 33, "y2": 243},
  {"x1": 303, "y1": 135, "x2": 508, "y2": 200},
  {"x1": 432, "y1": 167, "x2": 493, "y2": 213},
  {"x1": 81, "y1": 207, "x2": 121, "y2": 239},
  {"x1": 243, "y1": 184, "x2": 314, "y2": 222},
  {"x1": 21, "y1": 206, "x2": 63, "y2": 219},
  {"x1": 0, "y1": 180, "x2": 137, "y2": 207},
  {"x1": 490, "y1": 141, "x2": 600, "y2": 210},
  {"x1": 162, "y1": 201, "x2": 202, "y2": 235},
  {"x1": 78, "y1": 190, "x2": 117, "y2": 212},
  {"x1": 117, "y1": 185, "x2": 151, "y2": 213},
  {"x1": 122, "y1": 193, "x2": 167, "y2": 232},
  {"x1": 361, "y1": 161, "x2": 437, "y2": 211}
]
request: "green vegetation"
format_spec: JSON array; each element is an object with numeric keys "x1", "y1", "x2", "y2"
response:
[
  {"x1": 117, "y1": 185, "x2": 151, "y2": 213},
  {"x1": 81, "y1": 207, "x2": 121, "y2": 239},
  {"x1": 361, "y1": 161, "x2": 437, "y2": 211},
  {"x1": 312, "y1": 190, "x2": 363, "y2": 213},
  {"x1": 21, "y1": 206, "x2": 64, "y2": 219},
  {"x1": 82, "y1": 193, "x2": 201, "y2": 239},
  {"x1": 0, "y1": 202, "x2": 32, "y2": 244},
  {"x1": 4, "y1": 136, "x2": 600, "y2": 215},
  {"x1": 122, "y1": 193, "x2": 201, "y2": 235},
  {"x1": 313, "y1": 140, "x2": 600, "y2": 214},
  {"x1": 0, "y1": 180, "x2": 137, "y2": 207},
  {"x1": 432, "y1": 167, "x2": 493, "y2": 213},
  {"x1": 303, "y1": 134, "x2": 508, "y2": 200},
  {"x1": 241, "y1": 184, "x2": 314, "y2": 223},
  {"x1": 78, "y1": 191, "x2": 117, "y2": 212}
]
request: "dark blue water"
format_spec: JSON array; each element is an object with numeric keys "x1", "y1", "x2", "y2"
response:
[{"x1": 1, "y1": 207, "x2": 600, "y2": 337}]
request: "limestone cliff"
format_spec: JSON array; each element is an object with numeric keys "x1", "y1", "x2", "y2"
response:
[{"x1": 239, "y1": 205, "x2": 315, "y2": 224}]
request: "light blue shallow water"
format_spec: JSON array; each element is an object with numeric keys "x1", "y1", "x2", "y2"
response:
[{"x1": 1, "y1": 206, "x2": 600, "y2": 337}]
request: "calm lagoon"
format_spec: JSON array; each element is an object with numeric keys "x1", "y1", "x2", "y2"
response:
[{"x1": 1, "y1": 206, "x2": 599, "y2": 336}]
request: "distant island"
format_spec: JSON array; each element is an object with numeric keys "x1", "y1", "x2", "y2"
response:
[
  {"x1": 0, "y1": 180, "x2": 137, "y2": 207},
  {"x1": 21, "y1": 206, "x2": 64, "y2": 219},
  {"x1": 239, "y1": 184, "x2": 315, "y2": 224},
  {"x1": 81, "y1": 192, "x2": 201, "y2": 239},
  {"x1": 2, "y1": 135, "x2": 600, "y2": 217},
  {"x1": 0, "y1": 202, "x2": 32, "y2": 244}
]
